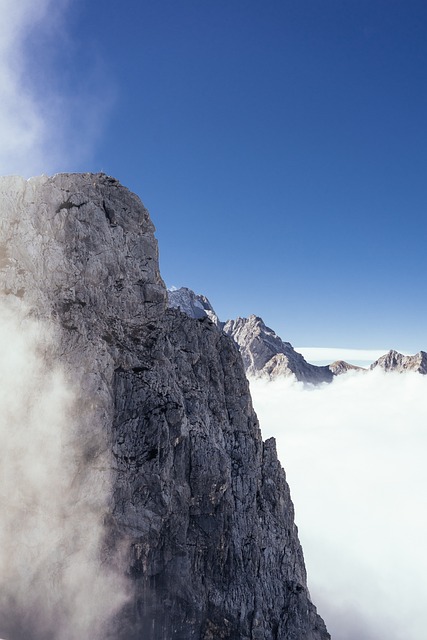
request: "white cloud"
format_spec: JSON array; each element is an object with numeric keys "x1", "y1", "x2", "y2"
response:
[
  {"x1": 0, "y1": 299, "x2": 129, "y2": 639},
  {"x1": 0, "y1": 0, "x2": 112, "y2": 177},
  {"x1": 250, "y1": 371, "x2": 427, "y2": 640},
  {"x1": 295, "y1": 346, "x2": 401, "y2": 365}
]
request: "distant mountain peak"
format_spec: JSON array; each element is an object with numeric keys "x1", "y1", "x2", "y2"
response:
[
  {"x1": 167, "y1": 286, "x2": 220, "y2": 326},
  {"x1": 223, "y1": 315, "x2": 333, "y2": 383},
  {"x1": 328, "y1": 360, "x2": 366, "y2": 375},
  {"x1": 167, "y1": 287, "x2": 427, "y2": 382},
  {"x1": 371, "y1": 350, "x2": 427, "y2": 374}
]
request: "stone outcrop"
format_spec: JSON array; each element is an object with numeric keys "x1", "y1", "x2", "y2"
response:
[
  {"x1": 0, "y1": 174, "x2": 329, "y2": 640},
  {"x1": 370, "y1": 349, "x2": 427, "y2": 374}
]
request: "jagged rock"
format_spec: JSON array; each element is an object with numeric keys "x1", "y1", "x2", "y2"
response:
[
  {"x1": 168, "y1": 286, "x2": 221, "y2": 325},
  {"x1": 166, "y1": 291, "x2": 335, "y2": 384},
  {"x1": 0, "y1": 174, "x2": 329, "y2": 640},
  {"x1": 166, "y1": 290, "x2": 356, "y2": 384},
  {"x1": 223, "y1": 316, "x2": 333, "y2": 384},
  {"x1": 328, "y1": 360, "x2": 366, "y2": 375},
  {"x1": 370, "y1": 349, "x2": 427, "y2": 374}
]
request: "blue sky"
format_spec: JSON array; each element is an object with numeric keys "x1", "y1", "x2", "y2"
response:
[
  {"x1": 2, "y1": 5, "x2": 427, "y2": 639},
  {"x1": 4, "y1": 0, "x2": 427, "y2": 352}
]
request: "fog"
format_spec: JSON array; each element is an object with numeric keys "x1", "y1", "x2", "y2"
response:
[
  {"x1": 250, "y1": 370, "x2": 427, "y2": 640},
  {"x1": 0, "y1": 0, "x2": 112, "y2": 177},
  {"x1": 0, "y1": 299, "x2": 129, "y2": 640}
]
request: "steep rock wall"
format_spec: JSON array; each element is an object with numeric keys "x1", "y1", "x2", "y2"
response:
[{"x1": 0, "y1": 174, "x2": 329, "y2": 640}]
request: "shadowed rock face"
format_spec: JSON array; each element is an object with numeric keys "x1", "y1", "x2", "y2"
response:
[{"x1": 0, "y1": 174, "x2": 329, "y2": 640}]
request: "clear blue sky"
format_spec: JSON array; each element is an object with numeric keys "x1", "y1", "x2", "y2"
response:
[{"x1": 23, "y1": 1, "x2": 427, "y2": 350}]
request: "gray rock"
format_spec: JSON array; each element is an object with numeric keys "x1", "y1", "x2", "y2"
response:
[
  {"x1": 328, "y1": 360, "x2": 366, "y2": 375},
  {"x1": 165, "y1": 291, "x2": 337, "y2": 384},
  {"x1": 168, "y1": 286, "x2": 220, "y2": 326},
  {"x1": 370, "y1": 349, "x2": 427, "y2": 374},
  {"x1": 0, "y1": 173, "x2": 330, "y2": 640},
  {"x1": 224, "y1": 315, "x2": 334, "y2": 384}
]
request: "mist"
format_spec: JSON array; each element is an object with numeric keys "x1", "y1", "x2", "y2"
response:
[
  {"x1": 0, "y1": 298, "x2": 129, "y2": 640},
  {"x1": 0, "y1": 0, "x2": 112, "y2": 177},
  {"x1": 250, "y1": 370, "x2": 427, "y2": 640}
]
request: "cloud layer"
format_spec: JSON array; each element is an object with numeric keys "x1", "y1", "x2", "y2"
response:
[
  {"x1": 295, "y1": 346, "x2": 398, "y2": 366},
  {"x1": 250, "y1": 371, "x2": 427, "y2": 640}
]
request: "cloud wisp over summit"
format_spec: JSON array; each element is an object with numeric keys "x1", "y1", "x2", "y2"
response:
[
  {"x1": 0, "y1": 0, "x2": 113, "y2": 177},
  {"x1": 250, "y1": 370, "x2": 427, "y2": 640}
]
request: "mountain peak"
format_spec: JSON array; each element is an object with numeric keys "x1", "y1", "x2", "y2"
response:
[
  {"x1": 371, "y1": 350, "x2": 427, "y2": 374},
  {"x1": 0, "y1": 174, "x2": 329, "y2": 639},
  {"x1": 167, "y1": 286, "x2": 220, "y2": 325}
]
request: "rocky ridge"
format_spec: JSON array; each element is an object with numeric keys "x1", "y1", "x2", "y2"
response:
[
  {"x1": 169, "y1": 287, "x2": 335, "y2": 384},
  {"x1": 170, "y1": 288, "x2": 427, "y2": 382},
  {"x1": 167, "y1": 286, "x2": 220, "y2": 325},
  {"x1": 223, "y1": 315, "x2": 334, "y2": 384},
  {"x1": 0, "y1": 174, "x2": 329, "y2": 640},
  {"x1": 169, "y1": 287, "x2": 344, "y2": 384},
  {"x1": 328, "y1": 360, "x2": 366, "y2": 375},
  {"x1": 370, "y1": 349, "x2": 427, "y2": 374}
]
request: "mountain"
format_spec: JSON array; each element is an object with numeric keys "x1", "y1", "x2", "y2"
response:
[
  {"x1": 370, "y1": 349, "x2": 427, "y2": 374},
  {"x1": 223, "y1": 315, "x2": 334, "y2": 384},
  {"x1": 328, "y1": 360, "x2": 366, "y2": 375},
  {"x1": 168, "y1": 286, "x2": 220, "y2": 325},
  {"x1": 170, "y1": 288, "x2": 427, "y2": 381},
  {"x1": 169, "y1": 287, "x2": 337, "y2": 384},
  {"x1": 0, "y1": 174, "x2": 329, "y2": 640}
]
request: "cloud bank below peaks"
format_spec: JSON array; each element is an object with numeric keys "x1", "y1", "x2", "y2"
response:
[{"x1": 250, "y1": 370, "x2": 427, "y2": 640}]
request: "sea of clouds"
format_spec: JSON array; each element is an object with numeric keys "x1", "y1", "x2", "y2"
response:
[
  {"x1": 3, "y1": 2, "x2": 426, "y2": 639},
  {"x1": 250, "y1": 369, "x2": 427, "y2": 640}
]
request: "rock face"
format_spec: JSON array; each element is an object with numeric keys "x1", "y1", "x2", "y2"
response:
[
  {"x1": 0, "y1": 174, "x2": 329, "y2": 640},
  {"x1": 168, "y1": 286, "x2": 220, "y2": 325},
  {"x1": 370, "y1": 349, "x2": 427, "y2": 374},
  {"x1": 223, "y1": 316, "x2": 334, "y2": 384}
]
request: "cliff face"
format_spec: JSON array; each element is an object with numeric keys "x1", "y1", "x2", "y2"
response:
[{"x1": 0, "y1": 174, "x2": 329, "y2": 640}]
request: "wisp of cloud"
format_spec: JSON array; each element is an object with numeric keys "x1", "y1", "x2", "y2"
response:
[
  {"x1": 250, "y1": 371, "x2": 427, "y2": 640},
  {"x1": 0, "y1": 298, "x2": 129, "y2": 640},
  {"x1": 0, "y1": 0, "x2": 112, "y2": 177}
]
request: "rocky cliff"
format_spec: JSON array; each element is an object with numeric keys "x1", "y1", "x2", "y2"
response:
[{"x1": 0, "y1": 174, "x2": 329, "y2": 640}]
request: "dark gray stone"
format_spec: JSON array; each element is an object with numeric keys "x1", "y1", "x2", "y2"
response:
[{"x1": 0, "y1": 173, "x2": 330, "y2": 640}]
